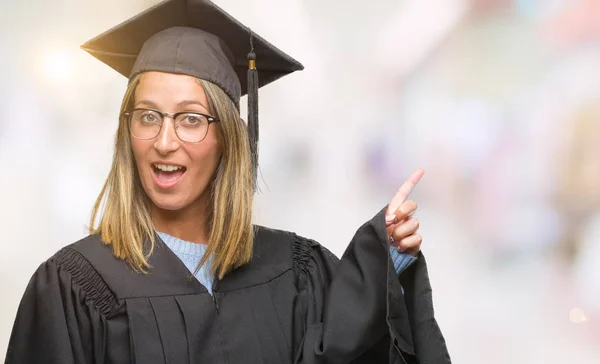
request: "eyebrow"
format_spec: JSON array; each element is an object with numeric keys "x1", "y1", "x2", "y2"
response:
[
  {"x1": 177, "y1": 100, "x2": 209, "y2": 111},
  {"x1": 135, "y1": 100, "x2": 159, "y2": 109},
  {"x1": 134, "y1": 99, "x2": 210, "y2": 112}
]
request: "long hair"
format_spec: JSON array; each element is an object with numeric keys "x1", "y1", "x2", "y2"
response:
[{"x1": 89, "y1": 75, "x2": 255, "y2": 279}]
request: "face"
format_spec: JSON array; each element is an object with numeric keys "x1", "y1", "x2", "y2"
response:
[{"x1": 130, "y1": 72, "x2": 222, "y2": 214}]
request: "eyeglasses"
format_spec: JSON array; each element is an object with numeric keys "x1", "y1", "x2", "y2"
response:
[{"x1": 123, "y1": 108, "x2": 220, "y2": 143}]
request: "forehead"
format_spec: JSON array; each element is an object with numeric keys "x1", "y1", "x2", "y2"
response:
[{"x1": 135, "y1": 72, "x2": 208, "y2": 105}]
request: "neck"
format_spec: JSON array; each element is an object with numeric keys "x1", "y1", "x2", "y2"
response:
[{"x1": 152, "y1": 195, "x2": 211, "y2": 245}]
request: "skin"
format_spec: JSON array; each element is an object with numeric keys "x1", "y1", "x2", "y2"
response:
[
  {"x1": 385, "y1": 168, "x2": 425, "y2": 256},
  {"x1": 130, "y1": 71, "x2": 222, "y2": 244}
]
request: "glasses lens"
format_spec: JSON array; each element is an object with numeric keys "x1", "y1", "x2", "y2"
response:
[
  {"x1": 129, "y1": 109, "x2": 162, "y2": 139},
  {"x1": 174, "y1": 113, "x2": 210, "y2": 143}
]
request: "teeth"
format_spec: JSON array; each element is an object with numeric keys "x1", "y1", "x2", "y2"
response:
[{"x1": 154, "y1": 164, "x2": 184, "y2": 172}]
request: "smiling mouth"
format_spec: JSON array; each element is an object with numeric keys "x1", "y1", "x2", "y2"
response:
[{"x1": 152, "y1": 163, "x2": 187, "y2": 189}]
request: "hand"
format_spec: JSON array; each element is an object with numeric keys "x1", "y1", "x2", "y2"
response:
[{"x1": 385, "y1": 168, "x2": 424, "y2": 256}]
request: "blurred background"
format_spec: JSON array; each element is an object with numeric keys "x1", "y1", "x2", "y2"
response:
[{"x1": 1, "y1": 0, "x2": 600, "y2": 362}]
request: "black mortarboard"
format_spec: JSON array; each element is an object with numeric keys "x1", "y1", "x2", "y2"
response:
[{"x1": 81, "y1": 0, "x2": 304, "y2": 188}]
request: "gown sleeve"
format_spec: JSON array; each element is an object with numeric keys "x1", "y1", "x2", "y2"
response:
[
  {"x1": 292, "y1": 207, "x2": 451, "y2": 364},
  {"x1": 4, "y1": 248, "x2": 114, "y2": 364}
]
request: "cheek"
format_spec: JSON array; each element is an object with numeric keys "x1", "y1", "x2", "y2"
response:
[
  {"x1": 188, "y1": 139, "x2": 222, "y2": 171},
  {"x1": 130, "y1": 137, "x2": 140, "y2": 157},
  {"x1": 130, "y1": 138, "x2": 151, "y2": 172},
  {"x1": 196, "y1": 128, "x2": 222, "y2": 163}
]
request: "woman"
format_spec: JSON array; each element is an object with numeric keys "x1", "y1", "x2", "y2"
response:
[{"x1": 5, "y1": 0, "x2": 450, "y2": 363}]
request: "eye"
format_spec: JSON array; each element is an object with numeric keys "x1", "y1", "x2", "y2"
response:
[
  {"x1": 140, "y1": 112, "x2": 159, "y2": 124},
  {"x1": 185, "y1": 115, "x2": 201, "y2": 124},
  {"x1": 180, "y1": 114, "x2": 206, "y2": 126}
]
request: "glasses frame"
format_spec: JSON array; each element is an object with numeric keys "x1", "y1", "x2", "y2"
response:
[{"x1": 123, "y1": 107, "x2": 220, "y2": 143}]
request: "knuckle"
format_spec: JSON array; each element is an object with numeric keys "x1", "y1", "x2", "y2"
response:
[
  {"x1": 393, "y1": 226, "x2": 403, "y2": 236},
  {"x1": 399, "y1": 205, "x2": 412, "y2": 215}
]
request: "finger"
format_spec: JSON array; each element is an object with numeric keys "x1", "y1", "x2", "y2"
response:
[
  {"x1": 393, "y1": 200, "x2": 418, "y2": 224},
  {"x1": 390, "y1": 218, "x2": 420, "y2": 242},
  {"x1": 395, "y1": 234, "x2": 422, "y2": 256},
  {"x1": 385, "y1": 168, "x2": 424, "y2": 221}
]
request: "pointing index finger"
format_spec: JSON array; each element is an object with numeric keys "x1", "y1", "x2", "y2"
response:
[{"x1": 386, "y1": 168, "x2": 424, "y2": 217}]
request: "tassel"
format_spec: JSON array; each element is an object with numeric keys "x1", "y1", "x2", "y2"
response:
[{"x1": 247, "y1": 31, "x2": 259, "y2": 191}]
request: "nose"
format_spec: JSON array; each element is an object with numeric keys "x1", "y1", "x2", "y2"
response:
[{"x1": 153, "y1": 117, "x2": 180, "y2": 155}]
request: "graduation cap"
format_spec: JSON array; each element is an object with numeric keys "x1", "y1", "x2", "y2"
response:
[{"x1": 81, "y1": 0, "x2": 304, "y2": 188}]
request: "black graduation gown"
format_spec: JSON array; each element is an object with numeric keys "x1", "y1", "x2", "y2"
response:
[{"x1": 5, "y1": 208, "x2": 451, "y2": 364}]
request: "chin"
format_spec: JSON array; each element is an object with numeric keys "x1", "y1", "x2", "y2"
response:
[{"x1": 148, "y1": 193, "x2": 192, "y2": 212}]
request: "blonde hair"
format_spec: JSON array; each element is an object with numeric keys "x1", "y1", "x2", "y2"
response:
[{"x1": 89, "y1": 75, "x2": 255, "y2": 279}]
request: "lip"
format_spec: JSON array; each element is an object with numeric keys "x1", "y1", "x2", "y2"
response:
[
  {"x1": 150, "y1": 162, "x2": 187, "y2": 189},
  {"x1": 152, "y1": 160, "x2": 186, "y2": 168}
]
